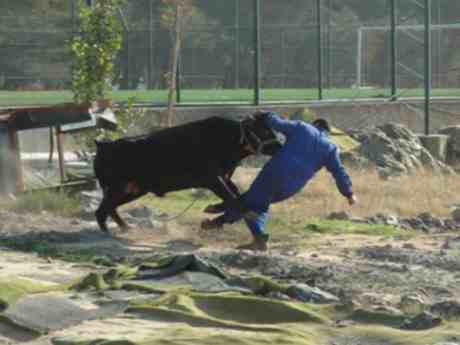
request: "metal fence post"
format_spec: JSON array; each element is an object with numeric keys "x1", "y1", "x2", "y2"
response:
[
  {"x1": 317, "y1": 0, "x2": 323, "y2": 100},
  {"x1": 148, "y1": 0, "x2": 153, "y2": 89},
  {"x1": 424, "y1": 0, "x2": 431, "y2": 135},
  {"x1": 326, "y1": 0, "x2": 331, "y2": 89},
  {"x1": 176, "y1": 54, "x2": 182, "y2": 103},
  {"x1": 390, "y1": 0, "x2": 397, "y2": 100},
  {"x1": 234, "y1": 0, "x2": 240, "y2": 89},
  {"x1": 254, "y1": 0, "x2": 261, "y2": 105}
]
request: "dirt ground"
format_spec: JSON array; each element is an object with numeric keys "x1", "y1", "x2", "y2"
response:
[{"x1": 1, "y1": 208, "x2": 460, "y2": 311}]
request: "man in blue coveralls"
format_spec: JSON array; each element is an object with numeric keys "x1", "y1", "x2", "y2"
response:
[{"x1": 202, "y1": 111, "x2": 357, "y2": 251}]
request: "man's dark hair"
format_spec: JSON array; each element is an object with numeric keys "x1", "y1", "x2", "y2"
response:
[{"x1": 312, "y1": 119, "x2": 331, "y2": 133}]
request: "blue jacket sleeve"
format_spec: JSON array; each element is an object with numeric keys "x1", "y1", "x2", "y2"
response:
[
  {"x1": 325, "y1": 146, "x2": 353, "y2": 198},
  {"x1": 265, "y1": 112, "x2": 298, "y2": 138}
]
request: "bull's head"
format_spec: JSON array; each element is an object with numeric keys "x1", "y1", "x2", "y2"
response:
[{"x1": 241, "y1": 113, "x2": 282, "y2": 156}]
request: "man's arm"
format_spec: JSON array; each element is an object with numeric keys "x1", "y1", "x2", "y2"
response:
[
  {"x1": 325, "y1": 146, "x2": 354, "y2": 202},
  {"x1": 257, "y1": 112, "x2": 298, "y2": 138}
]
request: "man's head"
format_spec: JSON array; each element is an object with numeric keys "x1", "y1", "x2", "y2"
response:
[{"x1": 312, "y1": 118, "x2": 331, "y2": 133}]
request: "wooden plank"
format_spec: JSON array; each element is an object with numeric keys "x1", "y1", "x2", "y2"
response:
[
  {"x1": 56, "y1": 126, "x2": 66, "y2": 183},
  {"x1": 8, "y1": 127, "x2": 23, "y2": 193}
]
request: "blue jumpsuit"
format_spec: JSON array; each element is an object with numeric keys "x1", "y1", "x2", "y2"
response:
[{"x1": 220, "y1": 112, "x2": 353, "y2": 236}]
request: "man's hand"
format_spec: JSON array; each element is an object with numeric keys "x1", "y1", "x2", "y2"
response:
[{"x1": 347, "y1": 194, "x2": 357, "y2": 206}]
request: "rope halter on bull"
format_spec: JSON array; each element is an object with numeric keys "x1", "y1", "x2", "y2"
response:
[{"x1": 239, "y1": 117, "x2": 279, "y2": 156}]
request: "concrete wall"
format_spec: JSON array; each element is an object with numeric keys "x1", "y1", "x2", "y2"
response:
[
  {"x1": 15, "y1": 98, "x2": 460, "y2": 152},
  {"x1": 157, "y1": 98, "x2": 460, "y2": 134}
]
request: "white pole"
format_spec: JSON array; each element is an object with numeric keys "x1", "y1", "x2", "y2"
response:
[{"x1": 356, "y1": 27, "x2": 363, "y2": 88}]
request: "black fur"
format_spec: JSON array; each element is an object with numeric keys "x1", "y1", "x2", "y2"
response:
[{"x1": 93, "y1": 115, "x2": 281, "y2": 232}]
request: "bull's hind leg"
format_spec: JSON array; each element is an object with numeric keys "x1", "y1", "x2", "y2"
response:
[
  {"x1": 96, "y1": 186, "x2": 147, "y2": 232},
  {"x1": 96, "y1": 195, "x2": 112, "y2": 232},
  {"x1": 110, "y1": 191, "x2": 148, "y2": 232}
]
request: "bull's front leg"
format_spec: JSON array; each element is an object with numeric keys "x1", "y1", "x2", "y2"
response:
[
  {"x1": 204, "y1": 176, "x2": 241, "y2": 214},
  {"x1": 95, "y1": 189, "x2": 114, "y2": 232}
]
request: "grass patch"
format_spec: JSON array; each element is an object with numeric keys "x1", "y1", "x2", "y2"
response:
[
  {"x1": 134, "y1": 189, "x2": 219, "y2": 221},
  {"x1": 301, "y1": 218, "x2": 411, "y2": 237},
  {"x1": 265, "y1": 216, "x2": 413, "y2": 241},
  {"x1": 1, "y1": 88, "x2": 460, "y2": 106},
  {"x1": 0, "y1": 190, "x2": 80, "y2": 217},
  {"x1": 133, "y1": 180, "x2": 410, "y2": 240}
]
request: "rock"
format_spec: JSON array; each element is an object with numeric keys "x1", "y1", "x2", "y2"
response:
[
  {"x1": 383, "y1": 214, "x2": 400, "y2": 227},
  {"x1": 359, "y1": 131, "x2": 398, "y2": 165},
  {"x1": 401, "y1": 311, "x2": 442, "y2": 330},
  {"x1": 443, "y1": 237, "x2": 460, "y2": 250},
  {"x1": 452, "y1": 208, "x2": 460, "y2": 223},
  {"x1": 402, "y1": 243, "x2": 416, "y2": 250},
  {"x1": 399, "y1": 294, "x2": 427, "y2": 315},
  {"x1": 430, "y1": 300, "x2": 460, "y2": 320},
  {"x1": 340, "y1": 151, "x2": 370, "y2": 170},
  {"x1": 327, "y1": 211, "x2": 350, "y2": 221},
  {"x1": 138, "y1": 218, "x2": 163, "y2": 229},
  {"x1": 444, "y1": 219, "x2": 457, "y2": 231},
  {"x1": 370, "y1": 213, "x2": 400, "y2": 227},
  {"x1": 127, "y1": 206, "x2": 155, "y2": 219},
  {"x1": 417, "y1": 212, "x2": 444, "y2": 228},
  {"x1": 286, "y1": 284, "x2": 340, "y2": 304},
  {"x1": 379, "y1": 123, "x2": 418, "y2": 142},
  {"x1": 420, "y1": 148, "x2": 441, "y2": 172},
  {"x1": 404, "y1": 217, "x2": 425, "y2": 230},
  {"x1": 439, "y1": 126, "x2": 460, "y2": 165},
  {"x1": 351, "y1": 123, "x2": 453, "y2": 178},
  {"x1": 80, "y1": 190, "x2": 103, "y2": 219}
]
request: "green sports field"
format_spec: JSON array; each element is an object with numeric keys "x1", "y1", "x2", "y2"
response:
[{"x1": 1, "y1": 88, "x2": 460, "y2": 107}]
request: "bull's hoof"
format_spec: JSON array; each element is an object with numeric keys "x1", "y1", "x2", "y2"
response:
[
  {"x1": 96, "y1": 218, "x2": 109, "y2": 233},
  {"x1": 98, "y1": 226, "x2": 110, "y2": 233},
  {"x1": 201, "y1": 218, "x2": 223, "y2": 230},
  {"x1": 204, "y1": 204, "x2": 225, "y2": 214}
]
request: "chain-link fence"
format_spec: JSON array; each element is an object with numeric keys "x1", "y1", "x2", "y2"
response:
[{"x1": 1, "y1": 0, "x2": 460, "y2": 105}]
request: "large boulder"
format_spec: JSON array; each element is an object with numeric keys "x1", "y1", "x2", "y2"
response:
[{"x1": 343, "y1": 123, "x2": 455, "y2": 178}]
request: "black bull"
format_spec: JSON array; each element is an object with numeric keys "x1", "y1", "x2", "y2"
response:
[{"x1": 93, "y1": 115, "x2": 282, "y2": 232}]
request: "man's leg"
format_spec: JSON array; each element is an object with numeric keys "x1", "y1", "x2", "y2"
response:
[
  {"x1": 237, "y1": 211, "x2": 270, "y2": 251},
  {"x1": 202, "y1": 161, "x2": 277, "y2": 251}
]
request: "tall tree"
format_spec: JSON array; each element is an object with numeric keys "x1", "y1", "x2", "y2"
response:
[
  {"x1": 160, "y1": 0, "x2": 193, "y2": 126},
  {"x1": 70, "y1": 0, "x2": 124, "y2": 103}
]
